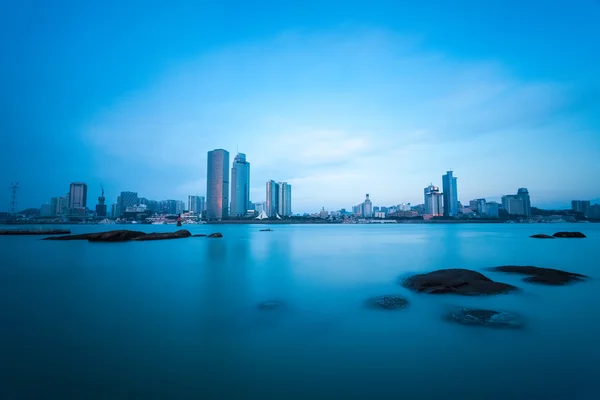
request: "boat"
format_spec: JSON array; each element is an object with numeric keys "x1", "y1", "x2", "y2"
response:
[{"x1": 260, "y1": 228, "x2": 273, "y2": 232}]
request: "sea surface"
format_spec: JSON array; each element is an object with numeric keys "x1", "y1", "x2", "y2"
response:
[{"x1": 1, "y1": 223, "x2": 599, "y2": 399}]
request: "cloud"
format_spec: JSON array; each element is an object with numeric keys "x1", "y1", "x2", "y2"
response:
[{"x1": 82, "y1": 28, "x2": 591, "y2": 211}]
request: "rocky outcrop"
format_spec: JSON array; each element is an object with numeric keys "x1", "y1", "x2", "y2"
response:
[
  {"x1": 258, "y1": 301, "x2": 284, "y2": 310},
  {"x1": 530, "y1": 234, "x2": 556, "y2": 239},
  {"x1": 444, "y1": 307, "x2": 524, "y2": 329},
  {"x1": 489, "y1": 265, "x2": 587, "y2": 285},
  {"x1": 133, "y1": 230, "x2": 191, "y2": 241},
  {"x1": 401, "y1": 268, "x2": 517, "y2": 295},
  {"x1": 44, "y1": 229, "x2": 191, "y2": 242},
  {"x1": 553, "y1": 231, "x2": 586, "y2": 238},
  {"x1": 0, "y1": 229, "x2": 71, "y2": 235},
  {"x1": 366, "y1": 295, "x2": 409, "y2": 310},
  {"x1": 207, "y1": 232, "x2": 223, "y2": 238}
]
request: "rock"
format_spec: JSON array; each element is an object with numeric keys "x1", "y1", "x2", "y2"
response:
[
  {"x1": 192, "y1": 234, "x2": 207, "y2": 237},
  {"x1": 44, "y1": 233, "x2": 101, "y2": 240},
  {"x1": 133, "y1": 230, "x2": 191, "y2": 241},
  {"x1": 530, "y1": 234, "x2": 556, "y2": 239},
  {"x1": 0, "y1": 229, "x2": 71, "y2": 235},
  {"x1": 258, "y1": 301, "x2": 284, "y2": 310},
  {"x1": 553, "y1": 231, "x2": 586, "y2": 238},
  {"x1": 401, "y1": 268, "x2": 517, "y2": 295},
  {"x1": 366, "y1": 295, "x2": 409, "y2": 310},
  {"x1": 444, "y1": 307, "x2": 525, "y2": 329},
  {"x1": 489, "y1": 265, "x2": 587, "y2": 285},
  {"x1": 88, "y1": 230, "x2": 147, "y2": 242},
  {"x1": 207, "y1": 232, "x2": 223, "y2": 238}
]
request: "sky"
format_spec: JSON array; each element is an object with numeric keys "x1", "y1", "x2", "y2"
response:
[{"x1": 1, "y1": 0, "x2": 599, "y2": 212}]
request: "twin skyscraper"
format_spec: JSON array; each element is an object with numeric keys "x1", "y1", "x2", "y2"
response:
[{"x1": 206, "y1": 149, "x2": 291, "y2": 220}]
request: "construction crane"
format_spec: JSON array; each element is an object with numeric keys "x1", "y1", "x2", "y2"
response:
[{"x1": 10, "y1": 182, "x2": 19, "y2": 215}]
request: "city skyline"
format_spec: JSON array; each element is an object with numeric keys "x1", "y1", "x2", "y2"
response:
[{"x1": 2, "y1": 3, "x2": 600, "y2": 212}]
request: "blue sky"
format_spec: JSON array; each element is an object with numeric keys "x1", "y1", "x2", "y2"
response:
[{"x1": 1, "y1": 0, "x2": 599, "y2": 212}]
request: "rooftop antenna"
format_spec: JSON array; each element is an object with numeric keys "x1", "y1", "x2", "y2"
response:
[{"x1": 10, "y1": 182, "x2": 19, "y2": 215}]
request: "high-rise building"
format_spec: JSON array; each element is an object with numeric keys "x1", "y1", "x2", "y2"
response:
[
  {"x1": 160, "y1": 200, "x2": 178, "y2": 215},
  {"x1": 40, "y1": 203, "x2": 52, "y2": 217},
  {"x1": 501, "y1": 195, "x2": 526, "y2": 215},
  {"x1": 50, "y1": 197, "x2": 59, "y2": 217},
  {"x1": 176, "y1": 201, "x2": 185, "y2": 215},
  {"x1": 68, "y1": 182, "x2": 88, "y2": 213},
  {"x1": 442, "y1": 171, "x2": 458, "y2": 217},
  {"x1": 206, "y1": 149, "x2": 230, "y2": 220},
  {"x1": 119, "y1": 191, "x2": 138, "y2": 217},
  {"x1": 588, "y1": 204, "x2": 600, "y2": 219},
  {"x1": 111, "y1": 203, "x2": 118, "y2": 218},
  {"x1": 278, "y1": 182, "x2": 292, "y2": 217},
  {"x1": 188, "y1": 195, "x2": 203, "y2": 214},
  {"x1": 572, "y1": 200, "x2": 591, "y2": 216},
  {"x1": 96, "y1": 186, "x2": 107, "y2": 217},
  {"x1": 516, "y1": 188, "x2": 531, "y2": 216},
  {"x1": 469, "y1": 198, "x2": 486, "y2": 215},
  {"x1": 230, "y1": 153, "x2": 250, "y2": 217},
  {"x1": 424, "y1": 185, "x2": 443, "y2": 216},
  {"x1": 362, "y1": 194, "x2": 373, "y2": 217},
  {"x1": 266, "y1": 180, "x2": 279, "y2": 217},
  {"x1": 483, "y1": 202, "x2": 500, "y2": 218}
]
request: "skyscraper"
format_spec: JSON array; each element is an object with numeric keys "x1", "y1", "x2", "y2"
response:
[
  {"x1": 119, "y1": 191, "x2": 138, "y2": 217},
  {"x1": 362, "y1": 194, "x2": 373, "y2": 218},
  {"x1": 424, "y1": 185, "x2": 443, "y2": 216},
  {"x1": 96, "y1": 186, "x2": 107, "y2": 217},
  {"x1": 442, "y1": 171, "x2": 458, "y2": 217},
  {"x1": 266, "y1": 180, "x2": 279, "y2": 217},
  {"x1": 188, "y1": 195, "x2": 204, "y2": 214},
  {"x1": 501, "y1": 195, "x2": 526, "y2": 215},
  {"x1": 68, "y1": 182, "x2": 88, "y2": 211},
  {"x1": 572, "y1": 200, "x2": 591, "y2": 216},
  {"x1": 206, "y1": 149, "x2": 230, "y2": 220},
  {"x1": 278, "y1": 182, "x2": 292, "y2": 217},
  {"x1": 50, "y1": 197, "x2": 59, "y2": 217},
  {"x1": 516, "y1": 188, "x2": 531, "y2": 216},
  {"x1": 230, "y1": 153, "x2": 250, "y2": 217}
]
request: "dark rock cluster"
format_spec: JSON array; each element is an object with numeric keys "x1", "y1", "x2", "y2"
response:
[
  {"x1": 489, "y1": 265, "x2": 587, "y2": 285},
  {"x1": 401, "y1": 268, "x2": 517, "y2": 296}
]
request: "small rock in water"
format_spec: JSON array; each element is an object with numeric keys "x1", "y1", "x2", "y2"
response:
[
  {"x1": 530, "y1": 234, "x2": 556, "y2": 239},
  {"x1": 445, "y1": 307, "x2": 524, "y2": 329},
  {"x1": 367, "y1": 295, "x2": 409, "y2": 310},
  {"x1": 552, "y1": 231, "x2": 586, "y2": 238},
  {"x1": 402, "y1": 268, "x2": 517, "y2": 296},
  {"x1": 489, "y1": 265, "x2": 587, "y2": 285},
  {"x1": 258, "y1": 301, "x2": 284, "y2": 311},
  {"x1": 207, "y1": 232, "x2": 223, "y2": 238}
]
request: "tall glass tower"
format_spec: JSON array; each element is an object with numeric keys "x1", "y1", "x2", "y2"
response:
[
  {"x1": 442, "y1": 171, "x2": 458, "y2": 217},
  {"x1": 206, "y1": 149, "x2": 230, "y2": 220},
  {"x1": 516, "y1": 188, "x2": 531, "y2": 216},
  {"x1": 230, "y1": 153, "x2": 250, "y2": 217},
  {"x1": 278, "y1": 182, "x2": 292, "y2": 217}
]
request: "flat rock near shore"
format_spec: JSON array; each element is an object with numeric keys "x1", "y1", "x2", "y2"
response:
[
  {"x1": 0, "y1": 229, "x2": 71, "y2": 235},
  {"x1": 489, "y1": 265, "x2": 588, "y2": 285},
  {"x1": 402, "y1": 268, "x2": 517, "y2": 295},
  {"x1": 44, "y1": 229, "x2": 192, "y2": 242}
]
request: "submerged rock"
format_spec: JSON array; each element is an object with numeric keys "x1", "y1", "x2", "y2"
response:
[
  {"x1": 489, "y1": 265, "x2": 587, "y2": 285},
  {"x1": 445, "y1": 307, "x2": 525, "y2": 329},
  {"x1": 133, "y1": 230, "x2": 191, "y2": 241},
  {"x1": 366, "y1": 295, "x2": 409, "y2": 310},
  {"x1": 402, "y1": 268, "x2": 517, "y2": 296},
  {"x1": 0, "y1": 229, "x2": 71, "y2": 235},
  {"x1": 530, "y1": 234, "x2": 556, "y2": 239},
  {"x1": 258, "y1": 301, "x2": 284, "y2": 310},
  {"x1": 207, "y1": 232, "x2": 223, "y2": 238},
  {"x1": 553, "y1": 231, "x2": 586, "y2": 238}
]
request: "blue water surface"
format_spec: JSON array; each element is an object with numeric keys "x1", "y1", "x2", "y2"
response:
[{"x1": 1, "y1": 223, "x2": 599, "y2": 399}]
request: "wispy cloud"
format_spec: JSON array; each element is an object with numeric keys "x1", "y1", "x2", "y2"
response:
[{"x1": 83, "y1": 28, "x2": 595, "y2": 210}]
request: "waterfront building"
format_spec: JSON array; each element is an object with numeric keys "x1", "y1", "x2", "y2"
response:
[
  {"x1": 176, "y1": 201, "x2": 185, "y2": 215},
  {"x1": 119, "y1": 191, "x2": 138, "y2": 218},
  {"x1": 483, "y1": 202, "x2": 500, "y2": 218},
  {"x1": 68, "y1": 182, "x2": 88, "y2": 214},
  {"x1": 160, "y1": 200, "x2": 178, "y2": 215},
  {"x1": 230, "y1": 153, "x2": 250, "y2": 217},
  {"x1": 320, "y1": 208, "x2": 329, "y2": 219},
  {"x1": 40, "y1": 203, "x2": 52, "y2": 217},
  {"x1": 571, "y1": 200, "x2": 591, "y2": 216},
  {"x1": 254, "y1": 202, "x2": 266, "y2": 215},
  {"x1": 188, "y1": 195, "x2": 203, "y2": 214},
  {"x1": 424, "y1": 185, "x2": 443, "y2": 216},
  {"x1": 278, "y1": 182, "x2": 292, "y2": 217},
  {"x1": 469, "y1": 198, "x2": 486, "y2": 215},
  {"x1": 588, "y1": 204, "x2": 600, "y2": 219},
  {"x1": 96, "y1": 187, "x2": 107, "y2": 217},
  {"x1": 358, "y1": 194, "x2": 373, "y2": 218},
  {"x1": 501, "y1": 195, "x2": 526, "y2": 216},
  {"x1": 206, "y1": 149, "x2": 230, "y2": 220},
  {"x1": 266, "y1": 180, "x2": 279, "y2": 217},
  {"x1": 442, "y1": 171, "x2": 458, "y2": 217},
  {"x1": 516, "y1": 188, "x2": 531, "y2": 216},
  {"x1": 111, "y1": 203, "x2": 118, "y2": 218},
  {"x1": 50, "y1": 197, "x2": 59, "y2": 217}
]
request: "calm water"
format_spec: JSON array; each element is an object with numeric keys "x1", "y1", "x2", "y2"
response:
[{"x1": 1, "y1": 223, "x2": 599, "y2": 399}]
